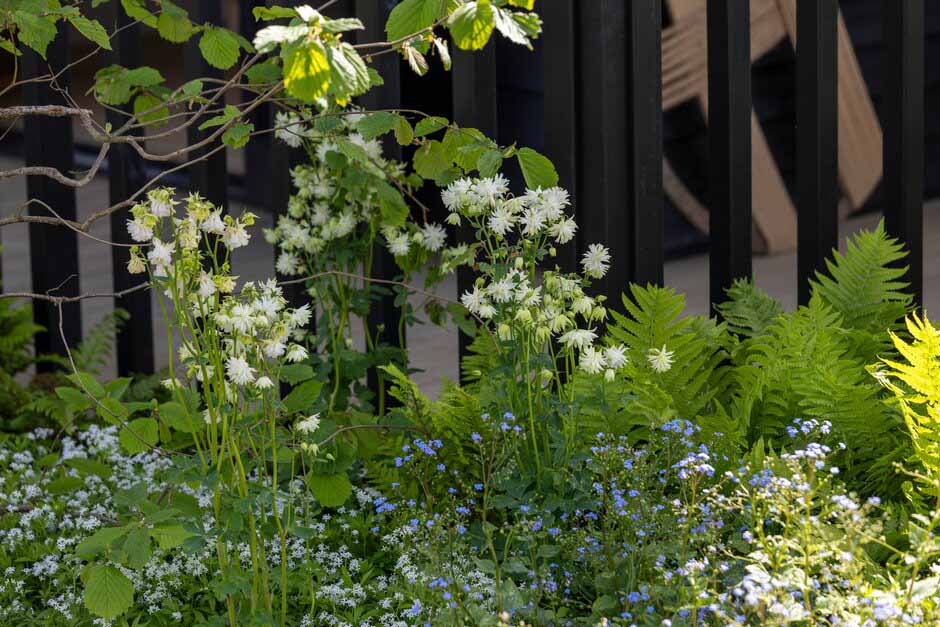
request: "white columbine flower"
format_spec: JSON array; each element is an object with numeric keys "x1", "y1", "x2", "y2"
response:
[
  {"x1": 290, "y1": 304, "x2": 312, "y2": 329},
  {"x1": 579, "y1": 346, "x2": 606, "y2": 375},
  {"x1": 201, "y1": 211, "x2": 226, "y2": 234},
  {"x1": 488, "y1": 205, "x2": 515, "y2": 237},
  {"x1": 223, "y1": 222, "x2": 250, "y2": 249},
  {"x1": 254, "y1": 376, "x2": 274, "y2": 390},
  {"x1": 127, "y1": 218, "x2": 153, "y2": 242},
  {"x1": 549, "y1": 217, "x2": 577, "y2": 244},
  {"x1": 461, "y1": 286, "x2": 487, "y2": 315},
  {"x1": 275, "y1": 111, "x2": 306, "y2": 148},
  {"x1": 286, "y1": 344, "x2": 308, "y2": 363},
  {"x1": 388, "y1": 232, "x2": 411, "y2": 257},
  {"x1": 559, "y1": 328, "x2": 597, "y2": 350},
  {"x1": 420, "y1": 223, "x2": 447, "y2": 252},
  {"x1": 276, "y1": 252, "x2": 300, "y2": 276},
  {"x1": 647, "y1": 345, "x2": 674, "y2": 373},
  {"x1": 147, "y1": 188, "x2": 177, "y2": 217},
  {"x1": 603, "y1": 344, "x2": 628, "y2": 369},
  {"x1": 226, "y1": 356, "x2": 256, "y2": 386},
  {"x1": 147, "y1": 238, "x2": 174, "y2": 268},
  {"x1": 197, "y1": 272, "x2": 217, "y2": 298},
  {"x1": 295, "y1": 413, "x2": 321, "y2": 435},
  {"x1": 581, "y1": 243, "x2": 611, "y2": 279}
]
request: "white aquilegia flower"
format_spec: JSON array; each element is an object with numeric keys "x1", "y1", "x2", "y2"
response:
[
  {"x1": 197, "y1": 271, "x2": 217, "y2": 298},
  {"x1": 127, "y1": 218, "x2": 153, "y2": 242},
  {"x1": 226, "y1": 355, "x2": 256, "y2": 386},
  {"x1": 559, "y1": 328, "x2": 597, "y2": 350},
  {"x1": 147, "y1": 238, "x2": 174, "y2": 269},
  {"x1": 286, "y1": 344, "x2": 308, "y2": 363},
  {"x1": 461, "y1": 286, "x2": 487, "y2": 315},
  {"x1": 549, "y1": 217, "x2": 577, "y2": 244},
  {"x1": 388, "y1": 232, "x2": 411, "y2": 257},
  {"x1": 420, "y1": 223, "x2": 447, "y2": 252},
  {"x1": 126, "y1": 251, "x2": 146, "y2": 274},
  {"x1": 201, "y1": 211, "x2": 226, "y2": 234},
  {"x1": 488, "y1": 205, "x2": 515, "y2": 237},
  {"x1": 254, "y1": 376, "x2": 274, "y2": 390},
  {"x1": 147, "y1": 187, "x2": 177, "y2": 217},
  {"x1": 274, "y1": 111, "x2": 306, "y2": 148},
  {"x1": 579, "y1": 346, "x2": 606, "y2": 375},
  {"x1": 276, "y1": 252, "x2": 300, "y2": 276},
  {"x1": 222, "y1": 222, "x2": 250, "y2": 249},
  {"x1": 647, "y1": 345, "x2": 674, "y2": 373},
  {"x1": 295, "y1": 413, "x2": 321, "y2": 435},
  {"x1": 581, "y1": 243, "x2": 611, "y2": 279},
  {"x1": 289, "y1": 304, "x2": 312, "y2": 329},
  {"x1": 603, "y1": 345, "x2": 628, "y2": 369}
]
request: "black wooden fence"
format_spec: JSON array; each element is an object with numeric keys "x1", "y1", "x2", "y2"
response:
[{"x1": 7, "y1": 0, "x2": 928, "y2": 380}]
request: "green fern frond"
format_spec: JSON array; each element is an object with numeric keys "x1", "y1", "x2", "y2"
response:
[
  {"x1": 715, "y1": 279, "x2": 783, "y2": 338},
  {"x1": 70, "y1": 309, "x2": 130, "y2": 376},
  {"x1": 810, "y1": 220, "x2": 912, "y2": 335}
]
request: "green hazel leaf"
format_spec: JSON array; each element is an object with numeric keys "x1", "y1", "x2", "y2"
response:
[
  {"x1": 477, "y1": 149, "x2": 503, "y2": 177},
  {"x1": 327, "y1": 42, "x2": 370, "y2": 103},
  {"x1": 157, "y1": 1, "x2": 194, "y2": 43},
  {"x1": 84, "y1": 565, "x2": 134, "y2": 621},
  {"x1": 253, "y1": 6, "x2": 298, "y2": 22},
  {"x1": 245, "y1": 59, "x2": 282, "y2": 85},
  {"x1": 75, "y1": 526, "x2": 130, "y2": 561},
  {"x1": 68, "y1": 16, "x2": 112, "y2": 50},
  {"x1": 158, "y1": 401, "x2": 198, "y2": 433},
  {"x1": 385, "y1": 0, "x2": 446, "y2": 42},
  {"x1": 124, "y1": 66, "x2": 165, "y2": 87},
  {"x1": 414, "y1": 116, "x2": 449, "y2": 137},
  {"x1": 199, "y1": 26, "x2": 241, "y2": 70},
  {"x1": 356, "y1": 111, "x2": 401, "y2": 140},
  {"x1": 283, "y1": 379, "x2": 324, "y2": 413},
  {"x1": 512, "y1": 11, "x2": 542, "y2": 38},
  {"x1": 12, "y1": 10, "x2": 57, "y2": 58},
  {"x1": 368, "y1": 67, "x2": 384, "y2": 87},
  {"x1": 279, "y1": 364, "x2": 315, "y2": 384},
  {"x1": 222, "y1": 122, "x2": 254, "y2": 149},
  {"x1": 516, "y1": 146, "x2": 558, "y2": 189},
  {"x1": 133, "y1": 93, "x2": 169, "y2": 127},
  {"x1": 96, "y1": 396, "x2": 128, "y2": 426},
  {"x1": 197, "y1": 104, "x2": 240, "y2": 130},
  {"x1": 119, "y1": 417, "x2": 159, "y2": 454},
  {"x1": 448, "y1": 1, "x2": 495, "y2": 51},
  {"x1": 413, "y1": 140, "x2": 450, "y2": 179},
  {"x1": 121, "y1": 0, "x2": 158, "y2": 27},
  {"x1": 402, "y1": 45, "x2": 428, "y2": 76},
  {"x1": 508, "y1": 0, "x2": 535, "y2": 9},
  {"x1": 104, "y1": 377, "x2": 132, "y2": 400},
  {"x1": 66, "y1": 457, "x2": 112, "y2": 479},
  {"x1": 394, "y1": 116, "x2": 414, "y2": 145},
  {"x1": 283, "y1": 40, "x2": 331, "y2": 102},
  {"x1": 493, "y1": 7, "x2": 530, "y2": 47},
  {"x1": 308, "y1": 473, "x2": 353, "y2": 507},
  {"x1": 94, "y1": 66, "x2": 133, "y2": 105},
  {"x1": 374, "y1": 179, "x2": 409, "y2": 226},
  {"x1": 322, "y1": 17, "x2": 365, "y2": 33},
  {"x1": 47, "y1": 476, "x2": 84, "y2": 494},
  {"x1": 0, "y1": 39, "x2": 20, "y2": 56},
  {"x1": 181, "y1": 78, "x2": 203, "y2": 97}
]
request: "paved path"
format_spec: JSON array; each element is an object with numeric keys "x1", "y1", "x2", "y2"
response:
[{"x1": 2, "y1": 156, "x2": 938, "y2": 396}]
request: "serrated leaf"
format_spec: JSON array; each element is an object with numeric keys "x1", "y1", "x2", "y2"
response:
[
  {"x1": 283, "y1": 379, "x2": 323, "y2": 412},
  {"x1": 181, "y1": 78, "x2": 203, "y2": 97},
  {"x1": 394, "y1": 117, "x2": 414, "y2": 145},
  {"x1": 122, "y1": 528, "x2": 152, "y2": 569},
  {"x1": 327, "y1": 42, "x2": 370, "y2": 103},
  {"x1": 414, "y1": 116, "x2": 448, "y2": 137},
  {"x1": 13, "y1": 10, "x2": 57, "y2": 58},
  {"x1": 245, "y1": 59, "x2": 281, "y2": 85},
  {"x1": 253, "y1": 6, "x2": 298, "y2": 21},
  {"x1": 124, "y1": 66, "x2": 165, "y2": 87},
  {"x1": 253, "y1": 24, "x2": 308, "y2": 53},
  {"x1": 374, "y1": 180, "x2": 410, "y2": 226},
  {"x1": 149, "y1": 524, "x2": 192, "y2": 550},
  {"x1": 413, "y1": 140, "x2": 449, "y2": 179},
  {"x1": 84, "y1": 565, "x2": 133, "y2": 620},
  {"x1": 223, "y1": 122, "x2": 254, "y2": 149},
  {"x1": 477, "y1": 149, "x2": 503, "y2": 177},
  {"x1": 157, "y1": 1, "x2": 193, "y2": 43},
  {"x1": 402, "y1": 45, "x2": 428, "y2": 76},
  {"x1": 433, "y1": 38, "x2": 451, "y2": 70},
  {"x1": 516, "y1": 147, "x2": 558, "y2": 189},
  {"x1": 133, "y1": 93, "x2": 169, "y2": 127},
  {"x1": 448, "y1": 1, "x2": 494, "y2": 51},
  {"x1": 356, "y1": 111, "x2": 401, "y2": 140},
  {"x1": 199, "y1": 26, "x2": 240, "y2": 70},
  {"x1": 279, "y1": 364, "x2": 315, "y2": 384},
  {"x1": 308, "y1": 473, "x2": 352, "y2": 507},
  {"x1": 119, "y1": 418, "x2": 158, "y2": 454},
  {"x1": 96, "y1": 396, "x2": 128, "y2": 426},
  {"x1": 322, "y1": 17, "x2": 365, "y2": 33},
  {"x1": 385, "y1": 0, "x2": 446, "y2": 42},
  {"x1": 508, "y1": 0, "x2": 535, "y2": 8},
  {"x1": 283, "y1": 40, "x2": 331, "y2": 102},
  {"x1": 121, "y1": 0, "x2": 158, "y2": 27},
  {"x1": 68, "y1": 16, "x2": 112, "y2": 50},
  {"x1": 76, "y1": 526, "x2": 130, "y2": 560},
  {"x1": 159, "y1": 401, "x2": 198, "y2": 433},
  {"x1": 493, "y1": 7, "x2": 530, "y2": 47}
]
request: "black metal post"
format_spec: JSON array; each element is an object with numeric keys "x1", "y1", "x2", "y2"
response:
[
  {"x1": 707, "y1": 0, "x2": 752, "y2": 310},
  {"x1": 23, "y1": 33, "x2": 82, "y2": 369},
  {"x1": 626, "y1": 0, "x2": 664, "y2": 288},
  {"x1": 883, "y1": 0, "x2": 925, "y2": 303},
  {"x1": 797, "y1": 0, "x2": 839, "y2": 305},
  {"x1": 241, "y1": 0, "x2": 271, "y2": 208},
  {"x1": 109, "y1": 3, "x2": 155, "y2": 375},
  {"x1": 356, "y1": 0, "x2": 407, "y2": 407}
]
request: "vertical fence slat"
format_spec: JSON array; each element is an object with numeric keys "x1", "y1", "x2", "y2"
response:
[
  {"x1": 708, "y1": 0, "x2": 752, "y2": 309},
  {"x1": 23, "y1": 33, "x2": 82, "y2": 369},
  {"x1": 109, "y1": 4, "x2": 154, "y2": 375},
  {"x1": 241, "y1": 1, "x2": 270, "y2": 208},
  {"x1": 626, "y1": 0, "x2": 664, "y2": 287},
  {"x1": 184, "y1": 0, "x2": 228, "y2": 211},
  {"x1": 541, "y1": 0, "x2": 578, "y2": 274},
  {"x1": 883, "y1": 0, "x2": 925, "y2": 303},
  {"x1": 356, "y1": 0, "x2": 407, "y2": 407},
  {"x1": 797, "y1": 0, "x2": 839, "y2": 306},
  {"x1": 452, "y1": 43, "x2": 497, "y2": 365},
  {"x1": 576, "y1": 1, "x2": 624, "y2": 304}
]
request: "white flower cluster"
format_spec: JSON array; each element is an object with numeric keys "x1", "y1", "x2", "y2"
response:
[
  {"x1": 266, "y1": 114, "x2": 451, "y2": 276},
  {"x1": 446, "y1": 176, "x2": 624, "y2": 380}
]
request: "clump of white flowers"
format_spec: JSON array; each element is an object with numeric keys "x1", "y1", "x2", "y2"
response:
[{"x1": 445, "y1": 175, "x2": 623, "y2": 380}]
